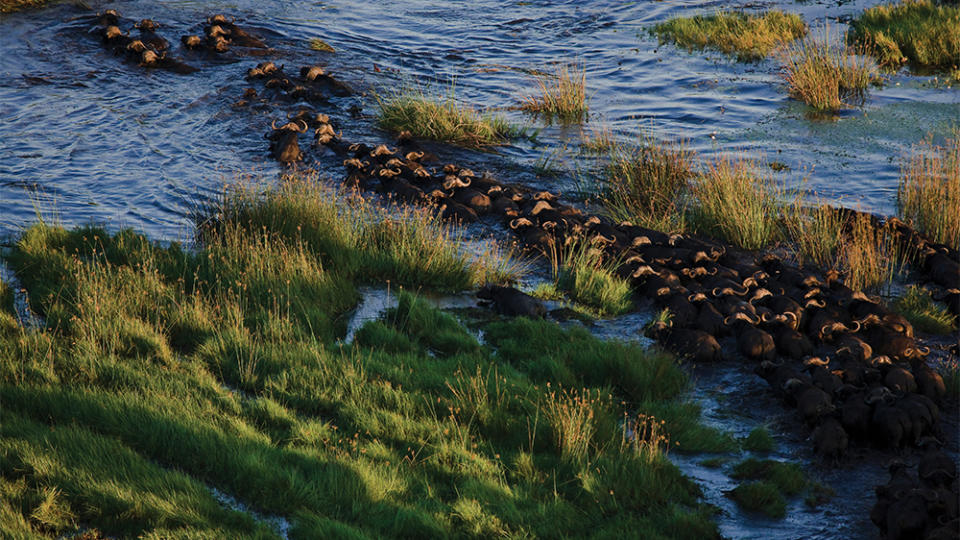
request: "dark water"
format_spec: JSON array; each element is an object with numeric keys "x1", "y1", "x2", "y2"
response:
[{"x1": 2, "y1": 0, "x2": 958, "y2": 242}]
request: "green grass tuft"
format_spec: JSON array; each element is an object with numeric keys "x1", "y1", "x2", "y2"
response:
[
  {"x1": 550, "y1": 239, "x2": 633, "y2": 317},
  {"x1": 779, "y1": 34, "x2": 880, "y2": 111},
  {"x1": 653, "y1": 10, "x2": 808, "y2": 61},
  {"x1": 741, "y1": 426, "x2": 775, "y2": 453},
  {"x1": 898, "y1": 136, "x2": 960, "y2": 250},
  {"x1": 895, "y1": 285, "x2": 957, "y2": 334},
  {"x1": 376, "y1": 84, "x2": 516, "y2": 148},
  {"x1": 727, "y1": 481, "x2": 787, "y2": 518},
  {"x1": 689, "y1": 156, "x2": 784, "y2": 250},
  {"x1": 520, "y1": 63, "x2": 588, "y2": 124},
  {"x1": 848, "y1": 0, "x2": 960, "y2": 71},
  {"x1": 600, "y1": 137, "x2": 695, "y2": 233},
  {"x1": 731, "y1": 459, "x2": 807, "y2": 496}
]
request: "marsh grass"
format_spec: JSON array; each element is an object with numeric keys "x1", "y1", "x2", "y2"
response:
[
  {"x1": 550, "y1": 239, "x2": 633, "y2": 317},
  {"x1": 848, "y1": 0, "x2": 960, "y2": 70},
  {"x1": 0, "y1": 174, "x2": 728, "y2": 536},
  {"x1": 784, "y1": 195, "x2": 846, "y2": 268},
  {"x1": 941, "y1": 358, "x2": 960, "y2": 399},
  {"x1": 653, "y1": 10, "x2": 808, "y2": 61},
  {"x1": 601, "y1": 137, "x2": 695, "y2": 232},
  {"x1": 728, "y1": 459, "x2": 809, "y2": 518},
  {"x1": 839, "y1": 215, "x2": 906, "y2": 292},
  {"x1": 520, "y1": 63, "x2": 588, "y2": 124},
  {"x1": 740, "y1": 426, "x2": 775, "y2": 453},
  {"x1": 376, "y1": 84, "x2": 515, "y2": 148},
  {"x1": 897, "y1": 136, "x2": 960, "y2": 250},
  {"x1": 580, "y1": 124, "x2": 617, "y2": 154},
  {"x1": 894, "y1": 285, "x2": 957, "y2": 334},
  {"x1": 0, "y1": 0, "x2": 49, "y2": 13},
  {"x1": 308, "y1": 38, "x2": 335, "y2": 53},
  {"x1": 689, "y1": 156, "x2": 784, "y2": 250},
  {"x1": 779, "y1": 34, "x2": 880, "y2": 111}
]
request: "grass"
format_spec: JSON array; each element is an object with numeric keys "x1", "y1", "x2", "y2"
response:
[
  {"x1": 897, "y1": 136, "x2": 960, "y2": 250},
  {"x1": 0, "y1": 174, "x2": 729, "y2": 537},
  {"x1": 550, "y1": 239, "x2": 633, "y2": 317},
  {"x1": 941, "y1": 358, "x2": 960, "y2": 399},
  {"x1": 894, "y1": 285, "x2": 957, "y2": 334},
  {"x1": 740, "y1": 426, "x2": 775, "y2": 453},
  {"x1": 689, "y1": 156, "x2": 784, "y2": 250},
  {"x1": 838, "y1": 214, "x2": 906, "y2": 292},
  {"x1": 653, "y1": 10, "x2": 808, "y2": 62},
  {"x1": 848, "y1": 0, "x2": 960, "y2": 71},
  {"x1": 308, "y1": 38, "x2": 335, "y2": 53},
  {"x1": 376, "y1": 84, "x2": 515, "y2": 148},
  {"x1": 0, "y1": 0, "x2": 49, "y2": 13},
  {"x1": 600, "y1": 137, "x2": 695, "y2": 232},
  {"x1": 727, "y1": 458, "x2": 809, "y2": 518},
  {"x1": 520, "y1": 63, "x2": 588, "y2": 124},
  {"x1": 784, "y1": 195, "x2": 846, "y2": 268},
  {"x1": 779, "y1": 34, "x2": 880, "y2": 111}
]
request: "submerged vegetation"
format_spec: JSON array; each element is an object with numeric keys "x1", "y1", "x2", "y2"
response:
[
  {"x1": 848, "y1": 0, "x2": 960, "y2": 70},
  {"x1": 0, "y1": 173, "x2": 734, "y2": 538},
  {"x1": 779, "y1": 35, "x2": 880, "y2": 111},
  {"x1": 520, "y1": 63, "x2": 588, "y2": 124},
  {"x1": 727, "y1": 459, "x2": 809, "y2": 518},
  {"x1": 653, "y1": 10, "x2": 807, "y2": 61},
  {"x1": 376, "y1": 85, "x2": 515, "y2": 148},
  {"x1": 897, "y1": 136, "x2": 960, "y2": 250}
]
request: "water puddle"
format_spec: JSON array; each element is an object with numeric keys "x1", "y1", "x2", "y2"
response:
[{"x1": 209, "y1": 486, "x2": 291, "y2": 539}]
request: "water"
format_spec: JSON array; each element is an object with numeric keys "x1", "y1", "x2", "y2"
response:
[{"x1": 2, "y1": 0, "x2": 957, "y2": 243}]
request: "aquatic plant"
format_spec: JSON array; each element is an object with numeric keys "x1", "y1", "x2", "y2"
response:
[
  {"x1": 741, "y1": 426, "x2": 775, "y2": 453},
  {"x1": 653, "y1": 10, "x2": 807, "y2": 61},
  {"x1": 520, "y1": 63, "x2": 588, "y2": 124},
  {"x1": 727, "y1": 481, "x2": 787, "y2": 518},
  {"x1": 689, "y1": 156, "x2": 784, "y2": 250},
  {"x1": 308, "y1": 38, "x2": 335, "y2": 53},
  {"x1": 838, "y1": 214, "x2": 906, "y2": 292},
  {"x1": 600, "y1": 137, "x2": 695, "y2": 232},
  {"x1": 897, "y1": 136, "x2": 960, "y2": 250},
  {"x1": 550, "y1": 239, "x2": 633, "y2": 317},
  {"x1": 784, "y1": 195, "x2": 846, "y2": 269},
  {"x1": 727, "y1": 459, "x2": 810, "y2": 519},
  {"x1": 0, "y1": 0, "x2": 49, "y2": 13},
  {"x1": 848, "y1": 0, "x2": 960, "y2": 70},
  {"x1": 376, "y1": 84, "x2": 514, "y2": 148},
  {"x1": 779, "y1": 34, "x2": 880, "y2": 111},
  {"x1": 894, "y1": 285, "x2": 957, "y2": 335}
]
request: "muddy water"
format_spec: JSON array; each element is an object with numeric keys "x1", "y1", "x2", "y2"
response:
[{"x1": 2, "y1": 0, "x2": 958, "y2": 242}]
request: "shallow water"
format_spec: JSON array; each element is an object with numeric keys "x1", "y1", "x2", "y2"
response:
[{"x1": 2, "y1": 0, "x2": 958, "y2": 242}]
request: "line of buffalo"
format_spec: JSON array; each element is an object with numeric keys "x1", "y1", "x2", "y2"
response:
[{"x1": 81, "y1": 9, "x2": 959, "y2": 538}]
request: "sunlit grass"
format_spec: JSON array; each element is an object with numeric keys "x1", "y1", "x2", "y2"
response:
[
  {"x1": 848, "y1": 0, "x2": 960, "y2": 70},
  {"x1": 550, "y1": 239, "x2": 633, "y2": 317},
  {"x1": 376, "y1": 84, "x2": 515, "y2": 148},
  {"x1": 779, "y1": 34, "x2": 880, "y2": 111},
  {"x1": 600, "y1": 137, "x2": 695, "y2": 232},
  {"x1": 689, "y1": 156, "x2": 784, "y2": 250},
  {"x1": 654, "y1": 10, "x2": 808, "y2": 61},
  {"x1": 0, "y1": 0, "x2": 49, "y2": 13},
  {"x1": 520, "y1": 63, "x2": 588, "y2": 124},
  {"x1": 894, "y1": 285, "x2": 957, "y2": 335},
  {"x1": 784, "y1": 195, "x2": 846, "y2": 268},
  {"x1": 897, "y1": 136, "x2": 960, "y2": 250}
]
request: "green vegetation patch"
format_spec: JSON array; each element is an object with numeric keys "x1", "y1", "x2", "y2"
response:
[
  {"x1": 0, "y1": 0, "x2": 50, "y2": 13},
  {"x1": 726, "y1": 458, "x2": 821, "y2": 519},
  {"x1": 895, "y1": 285, "x2": 957, "y2": 334},
  {"x1": 727, "y1": 481, "x2": 787, "y2": 518},
  {"x1": 740, "y1": 426, "x2": 775, "y2": 453},
  {"x1": 0, "y1": 174, "x2": 727, "y2": 537},
  {"x1": 520, "y1": 63, "x2": 588, "y2": 124},
  {"x1": 653, "y1": 10, "x2": 808, "y2": 61},
  {"x1": 376, "y1": 85, "x2": 516, "y2": 148},
  {"x1": 848, "y1": 0, "x2": 960, "y2": 70},
  {"x1": 898, "y1": 136, "x2": 960, "y2": 250},
  {"x1": 552, "y1": 239, "x2": 633, "y2": 317},
  {"x1": 779, "y1": 36, "x2": 880, "y2": 112}
]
